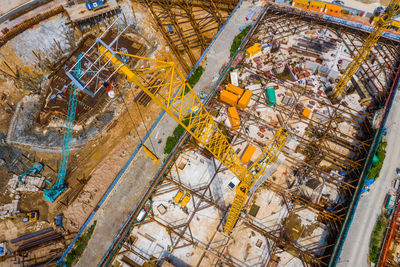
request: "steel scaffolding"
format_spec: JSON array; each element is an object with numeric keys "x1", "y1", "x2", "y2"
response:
[{"x1": 140, "y1": 0, "x2": 239, "y2": 73}]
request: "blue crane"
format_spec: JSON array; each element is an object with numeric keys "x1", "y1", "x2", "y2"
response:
[
  {"x1": 44, "y1": 53, "x2": 83, "y2": 202},
  {"x1": 18, "y1": 163, "x2": 43, "y2": 183}
]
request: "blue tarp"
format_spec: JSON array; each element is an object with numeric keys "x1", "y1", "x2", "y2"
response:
[{"x1": 365, "y1": 178, "x2": 375, "y2": 187}]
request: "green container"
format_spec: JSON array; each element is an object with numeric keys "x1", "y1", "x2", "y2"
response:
[
  {"x1": 372, "y1": 154, "x2": 379, "y2": 164},
  {"x1": 266, "y1": 87, "x2": 276, "y2": 107}
]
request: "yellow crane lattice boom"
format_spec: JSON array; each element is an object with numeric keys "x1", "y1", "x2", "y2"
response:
[
  {"x1": 331, "y1": 0, "x2": 400, "y2": 99},
  {"x1": 99, "y1": 45, "x2": 288, "y2": 234},
  {"x1": 223, "y1": 128, "x2": 289, "y2": 234}
]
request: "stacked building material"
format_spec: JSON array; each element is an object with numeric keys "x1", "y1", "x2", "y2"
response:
[
  {"x1": 238, "y1": 90, "x2": 253, "y2": 109},
  {"x1": 0, "y1": 199, "x2": 19, "y2": 219},
  {"x1": 8, "y1": 174, "x2": 45, "y2": 193}
]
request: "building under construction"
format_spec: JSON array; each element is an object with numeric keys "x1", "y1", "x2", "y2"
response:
[
  {"x1": 1, "y1": 0, "x2": 400, "y2": 266},
  {"x1": 99, "y1": 3, "x2": 400, "y2": 267}
]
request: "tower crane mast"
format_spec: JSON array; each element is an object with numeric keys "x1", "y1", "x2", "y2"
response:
[{"x1": 331, "y1": 0, "x2": 400, "y2": 99}]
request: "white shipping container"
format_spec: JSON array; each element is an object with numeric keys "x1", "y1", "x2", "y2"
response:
[
  {"x1": 137, "y1": 209, "x2": 147, "y2": 222},
  {"x1": 230, "y1": 71, "x2": 239, "y2": 86}
]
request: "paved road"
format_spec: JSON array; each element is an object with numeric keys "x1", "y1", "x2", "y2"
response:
[
  {"x1": 76, "y1": 1, "x2": 258, "y2": 265},
  {"x1": 0, "y1": 0, "x2": 61, "y2": 24},
  {"x1": 338, "y1": 93, "x2": 400, "y2": 266}
]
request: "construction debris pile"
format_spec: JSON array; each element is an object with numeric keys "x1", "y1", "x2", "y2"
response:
[
  {"x1": 0, "y1": 200, "x2": 19, "y2": 220},
  {"x1": 7, "y1": 175, "x2": 45, "y2": 194},
  {"x1": 0, "y1": 171, "x2": 44, "y2": 220}
]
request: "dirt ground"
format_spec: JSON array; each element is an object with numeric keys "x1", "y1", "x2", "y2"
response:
[
  {"x1": 0, "y1": 0, "x2": 30, "y2": 15},
  {"x1": 0, "y1": 38, "x2": 52, "y2": 240},
  {"x1": 0, "y1": 46, "x2": 36, "y2": 129},
  {"x1": 0, "y1": 0, "x2": 218, "y2": 257},
  {"x1": 0, "y1": 0, "x2": 170, "y2": 243},
  {"x1": 55, "y1": 1, "x2": 177, "y2": 230},
  {"x1": 56, "y1": 80, "x2": 167, "y2": 224}
]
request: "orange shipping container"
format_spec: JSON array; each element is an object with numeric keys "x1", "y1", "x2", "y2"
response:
[
  {"x1": 241, "y1": 145, "x2": 256, "y2": 164},
  {"x1": 237, "y1": 90, "x2": 253, "y2": 109},
  {"x1": 309, "y1": 0, "x2": 325, "y2": 12},
  {"x1": 220, "y1": 90, "x2": 239, "y2": 105},
  {"x1": 246, "y1": 43, "x2": 262, "y2": 57},
  {"x1": 302, "y1": 108, "x2": 312, "y2": 119},
  {"x1": 324, "y1": 3, "x2": 341, "y2": 16},
  {"x1": 226, "y1": 83, "x2": 244, "y2": 96},
  {"x1": 292, "y1": 0, "x2": 309, "y2": 9},
  {"x1": 227, "y1": 106, "x2": 240, "y2": 130}
]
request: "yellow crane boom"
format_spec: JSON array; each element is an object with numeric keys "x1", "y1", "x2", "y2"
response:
[
  {"x1": 99, "y1": 45, "x2": 288, "y2": 234},
  {"x1": 224, "y1": 128, "x2": 289, "y2": 233},
  {"x1": 331, "y1": 0, "x2": 400, "y2": 99}
]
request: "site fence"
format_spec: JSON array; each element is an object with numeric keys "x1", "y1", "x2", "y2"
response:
[{"x1": 322, "y1": 15, "x2": 400, "y2": 42}]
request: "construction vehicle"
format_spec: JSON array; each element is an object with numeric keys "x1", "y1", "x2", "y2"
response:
[
  {"x1": 0, "y1": 242, "x2": 7, "y2": 257},
  {"x1": 55, "y1": 214, "x2": 66, "y2": 232},
  {"x1": 331, "y1": 0, "x2": 400, "y2": 99},
  {"x1": 18, "y1": 163, "x2": 43, "y2": 183},
  {"x1": 9, "y1": 211, "x2": 38, "y2": 223},
  {"x1": 43, "y1": 53, "x2": 83, "y2": 202},
  {"x1": 97, "y1": 45, "x2": 289, "y2": 234},
  {"x1": 173, "y1": 190, "x2": 184, "y2": 204},
  {"x1": 23, "y1": 212, "x2": 38, "y2": 223},
  {"x1": 179, "y1": 193, "x2": 191, "y2": 208},
  {"x1": 85, "y1": 0, "x2": 105, "y2": 11}
]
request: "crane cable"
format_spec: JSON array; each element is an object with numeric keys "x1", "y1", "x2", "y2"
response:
[
  {"x1": 128, "y1": 85, "x2": 157, "y2": 151},
  {"x1": 114, "y1": 83, "x2": 157, "y2": 153}
]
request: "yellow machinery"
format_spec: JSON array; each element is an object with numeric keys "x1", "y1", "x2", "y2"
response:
[
  {"x1": 173, "y1": 190, "x2": 185, "y2": 203},
  {"x1": 224, "y1": 128, "x2": 288, "y2": 233},
  {"x1": 99, "y1": 46, "x2": 289, "y2": 234},
  {"x1": 180, "y1": 193, "x2": 191, "y2": 208},
  {"x1": 142, "y1": 144, "x2": 160, "y2": 165},
  {"x1": 331, "y1": 0, "x2": 400, "y2": 99},
  {"x1": 9, "y1": 211, "x2": 38, "y2": 223}
]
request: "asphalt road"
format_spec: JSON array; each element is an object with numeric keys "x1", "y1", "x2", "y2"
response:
[
  {"x1": 0, "y1": 0, "x2": 52, "y2": 24},
  {"x1": 338, "y1": 93, "x2": 400, "y2": 266}
]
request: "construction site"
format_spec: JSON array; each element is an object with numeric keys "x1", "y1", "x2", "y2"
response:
[{"x1": 1, "y1": 0, "x2": 400, "y2": 267}]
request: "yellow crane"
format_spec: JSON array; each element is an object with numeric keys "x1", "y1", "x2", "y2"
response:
[
  {"x1": 331, "y1": 0, "x2": 400, "y2": 99},
  {"x1": 98, "y1": 45, "x2": 289, "y2": 234},
  {"x1": 224, "y1": 128, "x2": 288, "y2": 233}
]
